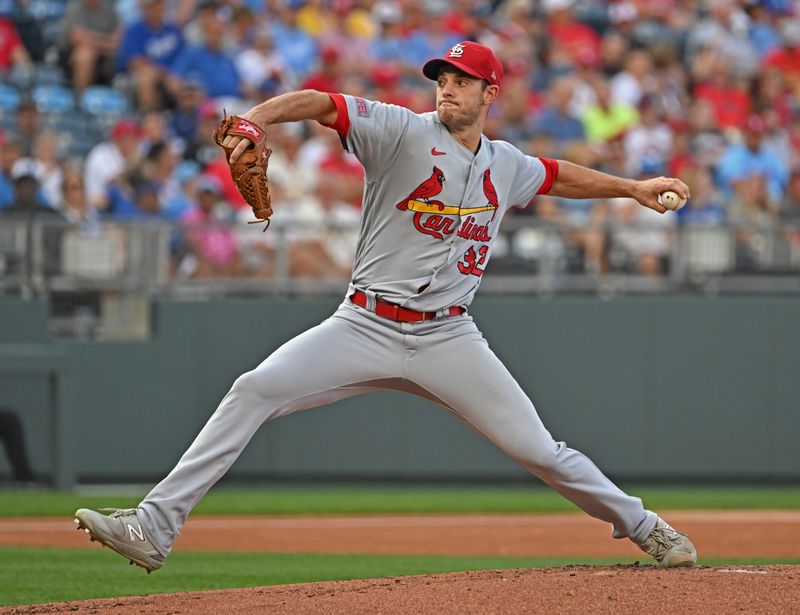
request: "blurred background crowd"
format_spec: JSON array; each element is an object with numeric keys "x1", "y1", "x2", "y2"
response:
[{"x1": 0, "y1": 0, "x2": 799, "y2": 283}]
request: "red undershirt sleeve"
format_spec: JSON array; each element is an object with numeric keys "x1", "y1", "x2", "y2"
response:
[
  {"x1": 536, "y1": 157, "x2": 559, "y2": 195},
  {"x1": 321, "y1": 93, "x2": 350, "y2": 139}
]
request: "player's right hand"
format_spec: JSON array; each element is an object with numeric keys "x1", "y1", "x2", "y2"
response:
[{"x1": 633, "y1": 176, "x2": 690, "y2": 214}]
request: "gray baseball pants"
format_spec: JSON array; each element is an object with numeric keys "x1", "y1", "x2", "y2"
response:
[{"x1": 138, "y1": 299, "x2": 657, "y2": 556}]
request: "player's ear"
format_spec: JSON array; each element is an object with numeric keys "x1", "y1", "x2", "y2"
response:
[{"x1": 483, "y1": 84, "x2": 499, "y2": 105}]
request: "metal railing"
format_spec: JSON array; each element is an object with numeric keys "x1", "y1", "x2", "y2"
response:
[
  {"x1": 2, "y1": 216, "x2": 798, "y2": 338},
  {"x1": 2, "y1": 217, "x2": 800, "y2": 299}
]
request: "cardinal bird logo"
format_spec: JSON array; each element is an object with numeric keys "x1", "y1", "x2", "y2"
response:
[
  {"x1": 396, "y1": 166, "x2": 445, "y2": 211},
  {"x1": 482, "y1": 169, "x2": 500, "y2": 220}
]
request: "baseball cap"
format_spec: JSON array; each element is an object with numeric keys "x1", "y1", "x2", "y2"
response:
[
  {"x1": 542, "y1": 0, "x2": 574, "y2": 12},
  {"x1": 371, "y1": 63, "x2": 400, "y2": 87},
  {"x1": 111, "y1": 117, "x2": 141, "y2": 140},
  {"x1": 10, "y1": 157, "x2": 45, "y2": 182},
  {"x1": 422, "y1": 41, "x2": 503, "y2": 87},
  {"x1": 197, "y1": 175, "x2": 222, "y2": 194},
  {"x1": 198, "y1": 99, "x2": 219, "y2": 120}
]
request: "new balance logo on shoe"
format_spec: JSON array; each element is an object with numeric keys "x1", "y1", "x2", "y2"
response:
[{"x1": 127, "y1": 522, "x2": 145, "y2": 542}]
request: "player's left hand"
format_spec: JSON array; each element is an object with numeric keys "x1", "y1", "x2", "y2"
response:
[{"x1": 631, "y1": 177, "x2": 690, "y2": 214}]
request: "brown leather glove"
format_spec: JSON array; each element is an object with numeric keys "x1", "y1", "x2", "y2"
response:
[{"x1": 212, "y1": 113, "x2": 273, "y2": 229}]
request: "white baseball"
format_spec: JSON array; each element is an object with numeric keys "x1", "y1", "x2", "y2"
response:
[{"x1": 660, "y1": 190, "x2": 687, "y2": 211}]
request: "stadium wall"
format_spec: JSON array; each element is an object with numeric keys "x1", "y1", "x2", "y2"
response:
[{"x1": 1, "y1": 296, "x2": 798, "y2": 486}]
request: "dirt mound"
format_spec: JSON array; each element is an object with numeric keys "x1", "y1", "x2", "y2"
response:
[{"x1": 3, "y1": 565, "x2": 798, "y2": 615}]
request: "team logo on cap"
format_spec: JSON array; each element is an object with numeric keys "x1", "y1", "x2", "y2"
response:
[{"x1": 448, "y1": 43, "x2": 465, "y2": 58}]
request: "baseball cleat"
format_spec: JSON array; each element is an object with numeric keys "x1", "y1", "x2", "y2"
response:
[
  {"x1": 636, "y1": 517, "x2": 697, "y2": 568},
  {"x1": 74, "y1": 508, "x2": 164, "y2": 573}
]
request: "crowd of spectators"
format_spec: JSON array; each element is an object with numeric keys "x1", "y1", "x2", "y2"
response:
[{"x1": 0, "y1": 0, "x2": 799, "y2": 280}]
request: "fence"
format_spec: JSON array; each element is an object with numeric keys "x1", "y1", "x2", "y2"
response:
[{"x1": 1, "y1": 216, "x2": 799, "y2": 339}]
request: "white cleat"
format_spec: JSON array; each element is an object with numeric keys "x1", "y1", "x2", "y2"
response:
[
  {"x1": 635, "y1": 517, "x2": 697, "y2": 568},
  {"x1": 74, "y1": 508, "x2": 165, "y2": 573}
]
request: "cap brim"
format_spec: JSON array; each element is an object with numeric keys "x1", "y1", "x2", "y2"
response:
[{"x1": 422, "y1": 58, "x2": 484, "y2": 82}]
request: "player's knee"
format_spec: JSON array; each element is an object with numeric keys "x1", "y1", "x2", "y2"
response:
[
  {"x1": 516, "y1": 442, "x2": 560, "y2": 473},
  {"x1": 229, "y1": 370, "x2": 267, "y2": 402}
]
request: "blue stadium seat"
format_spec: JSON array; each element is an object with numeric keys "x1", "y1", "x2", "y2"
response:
[
  {"x1": 0, "y1": 83, "x2": 21, "y2": 114},
  {"x1": 79, "y1": 86, "x2": 131, "y2": 117},
  {"x1": 33, "y1": 65, "x2": 68, "y2": 86},
  {"x1": 32, "y1": 84, "x2": 75, "y2": 114},
  {"x1": 42, "y1": 108, "x2": 86, "y2": 133}
]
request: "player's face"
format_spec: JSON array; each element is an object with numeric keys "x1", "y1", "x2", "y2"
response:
[{"x1": 435, "y1": 70, "x2": 492, "y2": 130}]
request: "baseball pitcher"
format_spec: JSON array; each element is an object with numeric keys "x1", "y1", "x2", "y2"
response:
[{"x1": 75, "y1": 41, "x2": 696, "y2": 572}]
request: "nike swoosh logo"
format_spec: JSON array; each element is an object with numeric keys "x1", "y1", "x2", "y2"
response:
[{"x1": 431, "y1": 147, "x2": 446, "y2": 156}]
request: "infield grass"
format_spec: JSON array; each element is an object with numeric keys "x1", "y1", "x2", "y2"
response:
[
  {"x1": 1, "y1": 484, "x2": 799, "y2": 517},
  {"x1": 2, "y1": 547, "x2": 799, "y2": 607}
]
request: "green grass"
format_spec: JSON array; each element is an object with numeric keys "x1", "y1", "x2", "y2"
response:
[
  {"x1": 1, "y1": 484, "x2": 799, "y2": 517},
  {"x1": 1, "y1": 485, "x2": 797, "y2": 606},
  {"x1": 1, "y1": 547, "x2": 798, "y2": 607}
]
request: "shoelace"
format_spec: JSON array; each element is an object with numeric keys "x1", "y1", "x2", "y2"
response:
[
  {"x1": 99, "y1": 507, "x2": 137, "y2": 518},
  {"x1": 644, "y1": 526, "x2": 683, "y2": 558}
]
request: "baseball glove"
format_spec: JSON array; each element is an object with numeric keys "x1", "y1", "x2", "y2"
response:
[{"x1": 213, "y1": 112, "x2": 273, "y2": 229}]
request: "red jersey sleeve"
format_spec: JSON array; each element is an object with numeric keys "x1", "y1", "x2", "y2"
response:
[
  {"x1": 321, "y1": 93, "x2": 351, "y2": 139},
  {"x1": 536, "y1": 157, "x2": 559, "y2": 195}
]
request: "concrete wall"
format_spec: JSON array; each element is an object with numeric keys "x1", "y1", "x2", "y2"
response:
[{"x1": 1, "y1": 296, "x2": 798, "y2": 485}]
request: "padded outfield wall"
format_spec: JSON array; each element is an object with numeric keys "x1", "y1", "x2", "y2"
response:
[{"x1": 1, "y1": 296, "x2": 798, "y2": 486}]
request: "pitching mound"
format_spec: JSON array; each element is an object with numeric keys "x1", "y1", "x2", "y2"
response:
[{"x1": 3, "y1": 565, "x2": 798, "y2": 614}]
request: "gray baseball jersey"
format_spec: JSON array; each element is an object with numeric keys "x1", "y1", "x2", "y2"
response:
[
  {"x1": 136, "y1": 96, "x2": 656, "y2": 559},
  {"x1": 327, "y1": 93, "x2": 556, "y2": 311}
]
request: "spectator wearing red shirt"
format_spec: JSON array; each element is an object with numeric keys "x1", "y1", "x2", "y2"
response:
[
  {"x1": 441, "y1": 0, "x2": 474, "y2": 37},
  {"x1": 762, "y1": 20, "x2": 800, "y2": 83},
  {"x1": 369, "y1": 63, "x2": 413, "y2": 108},
  {"x1": 0, "y1": 18, "x2": 31, "y2": 72},
  {"x1": 693, "y1": 57, "x2": 750, "y2": 130},
  {"x1": 316, "y1": 131, "x2": 364, "y2": 208},
  {"x1": 204, "y1": 149, "x2": 247, "y2": 210},
  {"x1": 300, "y1": 44, "x2": 342, "y2": 93},
  {"x1": 544, "y1": 0, "x2": 602, "y2": 69}
]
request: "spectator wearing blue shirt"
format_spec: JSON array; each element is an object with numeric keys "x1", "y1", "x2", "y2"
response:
[
  {"x1": 677, "y1": 168, "x2": 727, "y2": 226},
  {"x1": 529, "y1": 76, "x2": 586, "y2": 149},
  {"x1": 716, "y1": 114, "x2": 789, "y2": 203},
  {"x1": 116, "y1": 0, "x2": 184, "y2": 111},
  {"x1": 0, "y1": 176, "x2": 12, "y2": 208},
  {"x1": 0, "y1": 133, "x2": 17, "y2": 209},
  {"x1": 168, "y1": 10, "x2": 242, "y2": 101},
  {"x1": 369, "y1": 5, "x2": 406, "y2": 65},
  {"x1": 269, "y1": 7, "x2": 317, "y2": 78},
  {"x1": 745, "y1": 3, "x2": 782, "y2": 59},
  {"x1": 107, "y1": 179, "x2": 165, "y2": 221},
  {"x1": 398, "y1": 21, "x2": 461, "y2": 73}
]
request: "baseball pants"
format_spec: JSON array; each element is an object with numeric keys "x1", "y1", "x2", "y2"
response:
[{"x1": 138, "y1": 300, "x2": 657, "y2": 556}]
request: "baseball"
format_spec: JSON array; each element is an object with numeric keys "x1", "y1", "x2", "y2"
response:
[{"x1": 660, "y1": 190, "x2": 687, "y2": 211}]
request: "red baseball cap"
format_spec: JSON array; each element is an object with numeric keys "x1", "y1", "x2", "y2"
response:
[
  {"x1": 423, "y1": 41, "x2": 503, "y2": 87},
  {"x1": 111, "y1": 117, "x2": 141, "y2": 140}
]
